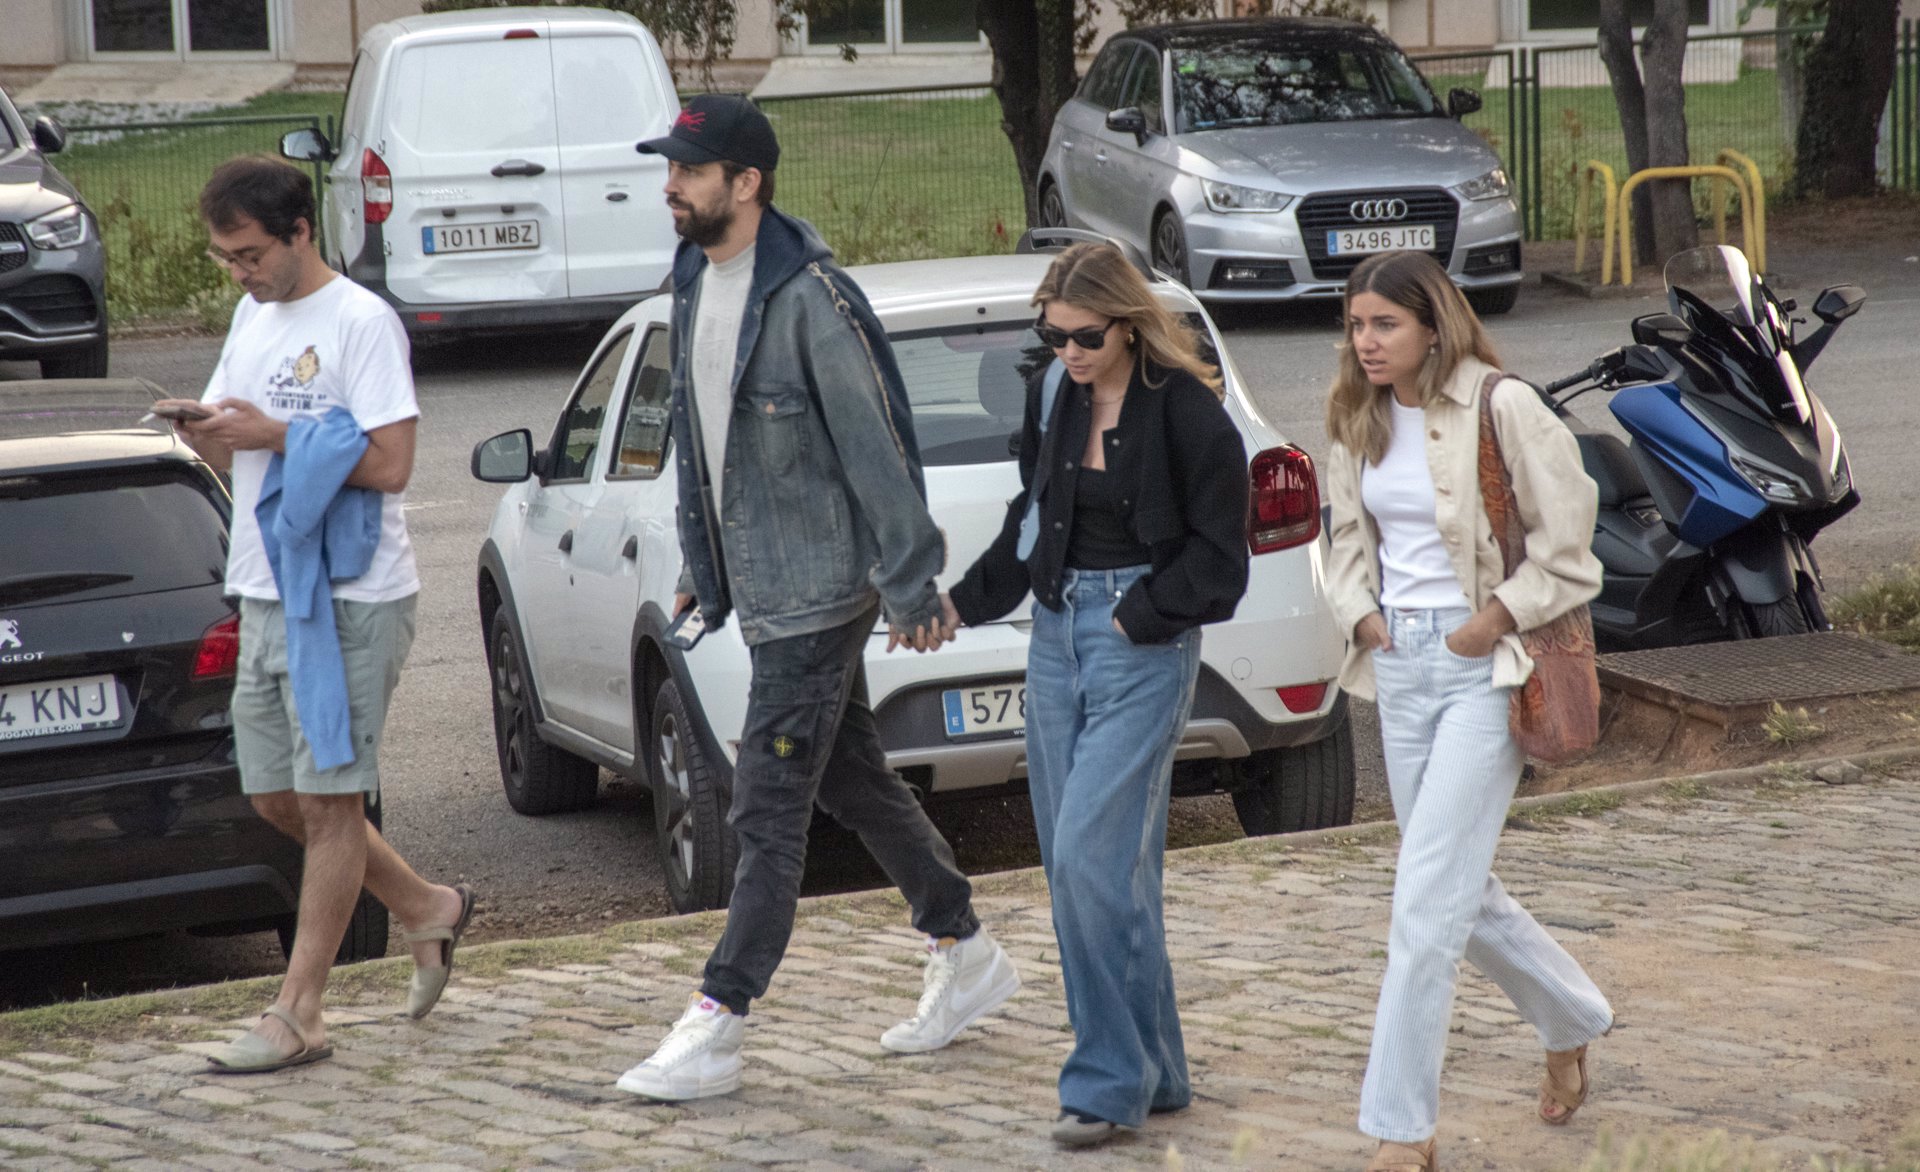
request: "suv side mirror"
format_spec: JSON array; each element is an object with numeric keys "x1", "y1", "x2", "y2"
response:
[
  {"x1": 1811, "y1": 283, "x2": 1865, "y2": 325},
  {"x1": 1105, "y1": 106, "x2": 1148, "y2": 142},
  {"x1": 1446, "y1": 88, "x2": 1482, "y2": 119},
  {"x1": 1631, "y1": 312, "x2": 1692, "y2": 347},
  {"x1": 30, "y1": 116, "x2": 67, "y2": 155},
  {"x1": 280, "y1": 127, "x2": 336, "y2": 164},
  {"x1": 472, "y1": 429, "x2": 534, "y2": 483}
]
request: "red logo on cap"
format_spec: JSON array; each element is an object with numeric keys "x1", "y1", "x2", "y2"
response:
[{"x1": 674, "y1": 110, "x2": 707, "y2": 132}]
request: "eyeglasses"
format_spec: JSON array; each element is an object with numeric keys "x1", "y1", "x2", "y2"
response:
[
  {"x1": 205, "y1": 240, "x2": 278, "y2": 275},
  {"x1": 1034, "y1": 315, "x2": 1116, "y2": 351}
]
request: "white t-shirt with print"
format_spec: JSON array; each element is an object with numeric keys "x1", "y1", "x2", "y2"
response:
[{"x1": 202, "y1": 275, "x2": 421, "y2": 603}]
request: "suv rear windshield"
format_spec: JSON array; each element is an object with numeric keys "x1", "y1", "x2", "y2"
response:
[
  {"x1": 1172, "y1": 37, "x2": 1438, "y2": 132},
  {"x1": 0, "y1": 470, "x2": 228, "y2": 608},
  {"x1": 892, "y1": 316, "x2": 1222, "y2": 467}
]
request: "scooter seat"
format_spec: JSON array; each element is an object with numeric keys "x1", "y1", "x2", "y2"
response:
[{"x1": 1575, "y1": 431, "x2": 1651, "y2": 509}]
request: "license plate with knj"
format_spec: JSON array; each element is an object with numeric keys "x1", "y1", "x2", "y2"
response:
[
  {"x1": 0, "y1": 672, "x2": 121, "y2": 741},
  {"x1": 423, "y1": 220, "x2": 540, "y2": 255},
  {"x1": 1328, "y1": 224, "x2": 1436, "y2": 255},
  {"x1": 942, "y1": 683, "x2": 1027, "y2": 738}
]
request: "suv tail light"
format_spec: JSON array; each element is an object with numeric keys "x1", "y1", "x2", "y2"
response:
[
  {"x1": 361, "y1": 148, "x2": 393, "y2": 225},
  {"x1": 1276, "y1": 683, "x2": 1328, "y2": 713},
  {"x1": 193, "y1": 612, "x2": 241, "y2": 679},
  {"x1": 1248, "y1": 445, "x2": 1320, "y2": 554}
]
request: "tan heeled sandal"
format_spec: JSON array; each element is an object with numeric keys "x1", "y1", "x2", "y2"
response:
[
  {"x1": 1365, "y1": 1138, "x2": 1437, "y2": 1171},
  {"x1": 1538, "y1": 1044, "x2": 1591, "y2": 1125}
]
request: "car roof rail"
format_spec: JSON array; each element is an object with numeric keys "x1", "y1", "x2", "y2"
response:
[{"x1": 1015, "y1": 228, "x2": 1163, "y2": 283}]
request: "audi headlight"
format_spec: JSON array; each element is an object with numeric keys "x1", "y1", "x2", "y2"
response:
[
  {"x1": 1452, "y1": 168, "x2": 1511, "y2": 201},
  {"x1": 1201, "y1": 179, "x2": 1292, "y2": 214},
  {"x1": 25, "y1": 204, "x2": 89, "y2": 250}
]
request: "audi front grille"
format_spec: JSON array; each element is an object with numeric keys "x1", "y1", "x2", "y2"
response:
[{"x1": 1296, "y1": 188, "x2": 1460, "y2": 281}]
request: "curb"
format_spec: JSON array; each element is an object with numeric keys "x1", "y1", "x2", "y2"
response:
[{"x1": 1227, "y1": 740, "x2": 1920, "y2": 852}]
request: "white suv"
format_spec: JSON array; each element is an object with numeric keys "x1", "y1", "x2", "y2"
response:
[{"x1": 471, "y1": 236, "x2": 1356, "y2": 913}]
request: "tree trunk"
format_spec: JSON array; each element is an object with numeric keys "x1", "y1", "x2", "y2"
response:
[
  {"x1": 978, "y1": 0, "x2": 1079, "y2": 225},
  {"x1": 1596, "y1": 0, "x2": 1656, "y2": 264},
  {"x1": 1776, "y1": 29, "x2": 1805, "y2": 150},
  {"x1": 1639, "y1": 0, "x2": 1698, "y2": 264},
  {"x1": 1789, "y1": 0, "x2": 1901, "y2": 199}
]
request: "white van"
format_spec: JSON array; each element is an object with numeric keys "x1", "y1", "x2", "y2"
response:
[{"x1": 281, "y1": 7, "x2": 679, "y2": 336}]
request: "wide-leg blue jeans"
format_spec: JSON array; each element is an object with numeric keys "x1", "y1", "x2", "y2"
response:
[{"x1": 1025, "y1": 565, "x2": 1202, "y2": 1127}]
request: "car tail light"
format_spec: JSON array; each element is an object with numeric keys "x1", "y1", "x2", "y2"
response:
[
  {"x1": 361, "y1": 148, "x2": 393, "y2": 225},
  {"x1": 193, "y1": 612, "x2": 241, "y2": 679},
  {"x1": 503, "y1": 28, "x2": 540, "y2": 38},
  {"x1": 1276, "y1": 683, "x2": 1328, "y2": 713},
  {"x1": 1248, "y1": 445, "x2": 1320, "y2": 554}
]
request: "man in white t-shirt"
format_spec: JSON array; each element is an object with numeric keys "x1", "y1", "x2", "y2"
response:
[{"x1": 156, "y1": 157, "x2": 473, "y2": 1073}]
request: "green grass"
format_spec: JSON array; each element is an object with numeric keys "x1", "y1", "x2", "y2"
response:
[{"x1": 1830, "y1": 562, "x2": 1920, "y2": 649}]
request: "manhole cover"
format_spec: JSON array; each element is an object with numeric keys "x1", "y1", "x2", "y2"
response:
[{"x1": 1597, "y1": 632, "x2": 1920, "y2": 708}]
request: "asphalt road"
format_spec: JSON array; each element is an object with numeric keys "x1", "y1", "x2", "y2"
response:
[{"x1": 1, "y1": 245, "x2": 1912, "y2": 1009}]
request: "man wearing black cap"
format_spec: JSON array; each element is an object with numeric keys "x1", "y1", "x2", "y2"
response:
[{"x1": 615, "y1": 94, "x2": 1019, "y2": 1103}]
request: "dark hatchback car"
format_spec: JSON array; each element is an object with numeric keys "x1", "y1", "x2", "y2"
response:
[
  {"x1": 0, "y1": 382, "x2": 384, "y2": 961},
  {"x1": 0, "y1": 85, "x2": 108, "y2": 379}
]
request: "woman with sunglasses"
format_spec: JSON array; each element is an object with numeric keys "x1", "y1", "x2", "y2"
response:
[
  {"x1": 943, "y1": 243, "x2": 1250, "y2": 1148},
  {"x1": 1325, "y1": 251, "x2": 1612, "y2": 1172}
]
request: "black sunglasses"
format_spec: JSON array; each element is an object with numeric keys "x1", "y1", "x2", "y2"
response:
[{"x1": 1034, "y1": 315, "x2": 1116, "y2": 351}]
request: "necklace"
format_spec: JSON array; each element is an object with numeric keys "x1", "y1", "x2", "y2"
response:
[{"x1": 1090, "y1": 392, "x2": 1126, "y2": 405}]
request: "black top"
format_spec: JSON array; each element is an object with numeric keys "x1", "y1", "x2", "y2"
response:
[
  {"x1": 949, "y1": 361, "x2": 1251, "y2": 644},
  {"x1": 1067, "y1": 465, "x2": 1151, "y2": 570}
]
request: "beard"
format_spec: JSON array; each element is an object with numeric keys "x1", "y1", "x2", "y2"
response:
[{"x1": 671, "y1": 196, "x2": 734, "y2": 248}]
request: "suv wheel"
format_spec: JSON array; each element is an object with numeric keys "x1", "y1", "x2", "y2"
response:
[
  {"x1": 651, "y1": 677, "x2": 736, "y2": 914},
  {"x1": 277, "y1": 792, "x2": 390, "y2": 964},
  {"x1": 488, "y1": 609, "x2": 599, "y2": 814},
  {"x1": 1039, "y1": 181, "x2": 1067, "y2": 228},
  {"x1": 1467, "y1": 285, "x2": 1520, "y2": 316},
  {"x1": 1152, "y1": 210, "x2": 1190, "y2": 287},
  {"x1": 1231, "y1": 716, "x2": 1356, "y2": 837},
  {"x1": 40, "y1": 337, "x2": 109, "y2": 379}
]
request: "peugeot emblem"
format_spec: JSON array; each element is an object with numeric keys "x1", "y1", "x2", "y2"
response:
[{"x1": 1349, "y1": 198, "x2": 1410, "y2": 222}]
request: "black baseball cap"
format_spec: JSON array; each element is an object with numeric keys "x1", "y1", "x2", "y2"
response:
[{"x1": 638, "y1": 94, "x2": 780, "y2": 172}]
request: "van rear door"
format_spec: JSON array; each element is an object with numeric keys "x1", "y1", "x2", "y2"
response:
[
  {"x1": 381, "y1": 24, "x2": 565, "y2": 307},
  {"x1": 550, "y1": 28, "x2": 678, "y2": 299}
]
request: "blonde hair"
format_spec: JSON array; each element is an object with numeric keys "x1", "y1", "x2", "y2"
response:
[
  {"x1": 1032, "y1": 243, "x2": 1223, "y2": 399},
  {"x1": 1324, "y1": 250, "x2": 1501, "y2": 465}
]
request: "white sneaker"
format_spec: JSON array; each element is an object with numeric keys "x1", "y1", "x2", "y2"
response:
[
  {"x1": 615, "y1": 995, "x2": 745, "y2": 1101},
  {"x1": 881, "y1": 929, "x2": 1021, "y2": 1054}
]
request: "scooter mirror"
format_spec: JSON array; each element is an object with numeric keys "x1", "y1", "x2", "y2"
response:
[
  {"x1": 1811, "y1": 284, "x2": 1866, "y2": 325},
  {"x1": 1631, "y1": 313, "x2": 1691, "y2": 347}
]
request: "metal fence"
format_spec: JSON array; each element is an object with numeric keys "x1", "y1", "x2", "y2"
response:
[
  {"x1": 40, "y1": 22, "x2": 1919, "y2": 319},
  {"x1": 51, "y1": 113, "x2": 332, "y2": 321},
  {"x1": 756, "y1": 84, "x2": 1027, "y2": 265}
]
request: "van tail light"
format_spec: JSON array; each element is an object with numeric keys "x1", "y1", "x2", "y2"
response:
[
  {"x1": 193, "y1": 611, "x2": 241, "y2": 679},
  {"x1": 503, "y1": 28, "x2": 540, "y2": 38},
  {"x1": 361, "y1": 148, "x2": 393, "y2": 225},
  {"x1": 1248, "y1": 445, "x2": 1320, "y2": 554},
  {"x1": 1276, "y1": 683, "x2": 1328, "y2": 713}
]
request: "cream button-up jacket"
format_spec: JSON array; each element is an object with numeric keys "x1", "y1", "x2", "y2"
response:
[{"x1": 1325, "y1": 356, "x2": 1603, "y2": 701}]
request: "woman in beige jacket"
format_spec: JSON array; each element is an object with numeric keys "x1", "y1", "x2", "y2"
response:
[{"x1": 1324, "y1": 251, "x2": 1614, "y2": 1172}]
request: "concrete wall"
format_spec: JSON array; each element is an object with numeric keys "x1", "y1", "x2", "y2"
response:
[{"x1": 0, "y1": 0, "x2": 66, "y2": 66}]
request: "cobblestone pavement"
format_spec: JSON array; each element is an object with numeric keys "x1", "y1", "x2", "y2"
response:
[{"x1": 2, "y1": 770, "x2": 1917, "y2": 1171}]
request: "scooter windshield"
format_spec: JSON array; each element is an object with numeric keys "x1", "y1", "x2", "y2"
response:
[{"x1": 1663, "y1": 245, "x2": 1812, "y2": 423}]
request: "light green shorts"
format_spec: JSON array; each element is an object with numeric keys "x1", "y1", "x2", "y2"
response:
[{"x1": 232, "y1": 594, "x2": 417, "y2": 796}]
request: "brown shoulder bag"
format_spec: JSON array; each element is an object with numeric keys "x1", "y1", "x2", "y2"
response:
[{"x1": 1476, "y1": 372, "x2": 1601, "y2": 764}]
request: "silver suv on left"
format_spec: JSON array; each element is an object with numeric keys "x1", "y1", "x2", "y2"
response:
[{"x1": 0, "y1": 86, "x2": 108, "y2": 379}]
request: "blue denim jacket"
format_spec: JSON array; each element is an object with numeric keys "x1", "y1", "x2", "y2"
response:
[{"x1": 669, "y1": 207, "x2": 945, "y2": 646}]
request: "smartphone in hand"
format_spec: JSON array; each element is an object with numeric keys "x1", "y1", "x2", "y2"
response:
[
  {"x1": 665, "y1": 605, "x2": 706, "y2": 651},
  {"x1": 149, "y1": 401, "x2": 216, "y2": 422}
]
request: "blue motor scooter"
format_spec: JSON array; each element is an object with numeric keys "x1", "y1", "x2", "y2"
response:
[{"x1": 1539, "y1": 245, "x2": 1864, "y2": 650}]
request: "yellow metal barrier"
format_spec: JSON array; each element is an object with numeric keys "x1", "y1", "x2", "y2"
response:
[
  {"x1": 1573, "y1": 160, "x2": 1618, "y2": 285},
  {"x1": 1714, "y1": 148, "x2": 1767, "y2": 273},
  {"x1": 1618, "y1": 165, "x2": 1755, "y2": 286}
]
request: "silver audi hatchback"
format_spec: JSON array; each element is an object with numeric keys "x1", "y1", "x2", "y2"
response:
[{"x1": 1038, "y1": 17, "x2": 1523, "y2": 313}]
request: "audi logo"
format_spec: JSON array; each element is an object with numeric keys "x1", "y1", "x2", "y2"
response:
[{"x1": 1349, "y1": 198, "x2": 1410, "y2": 222}]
